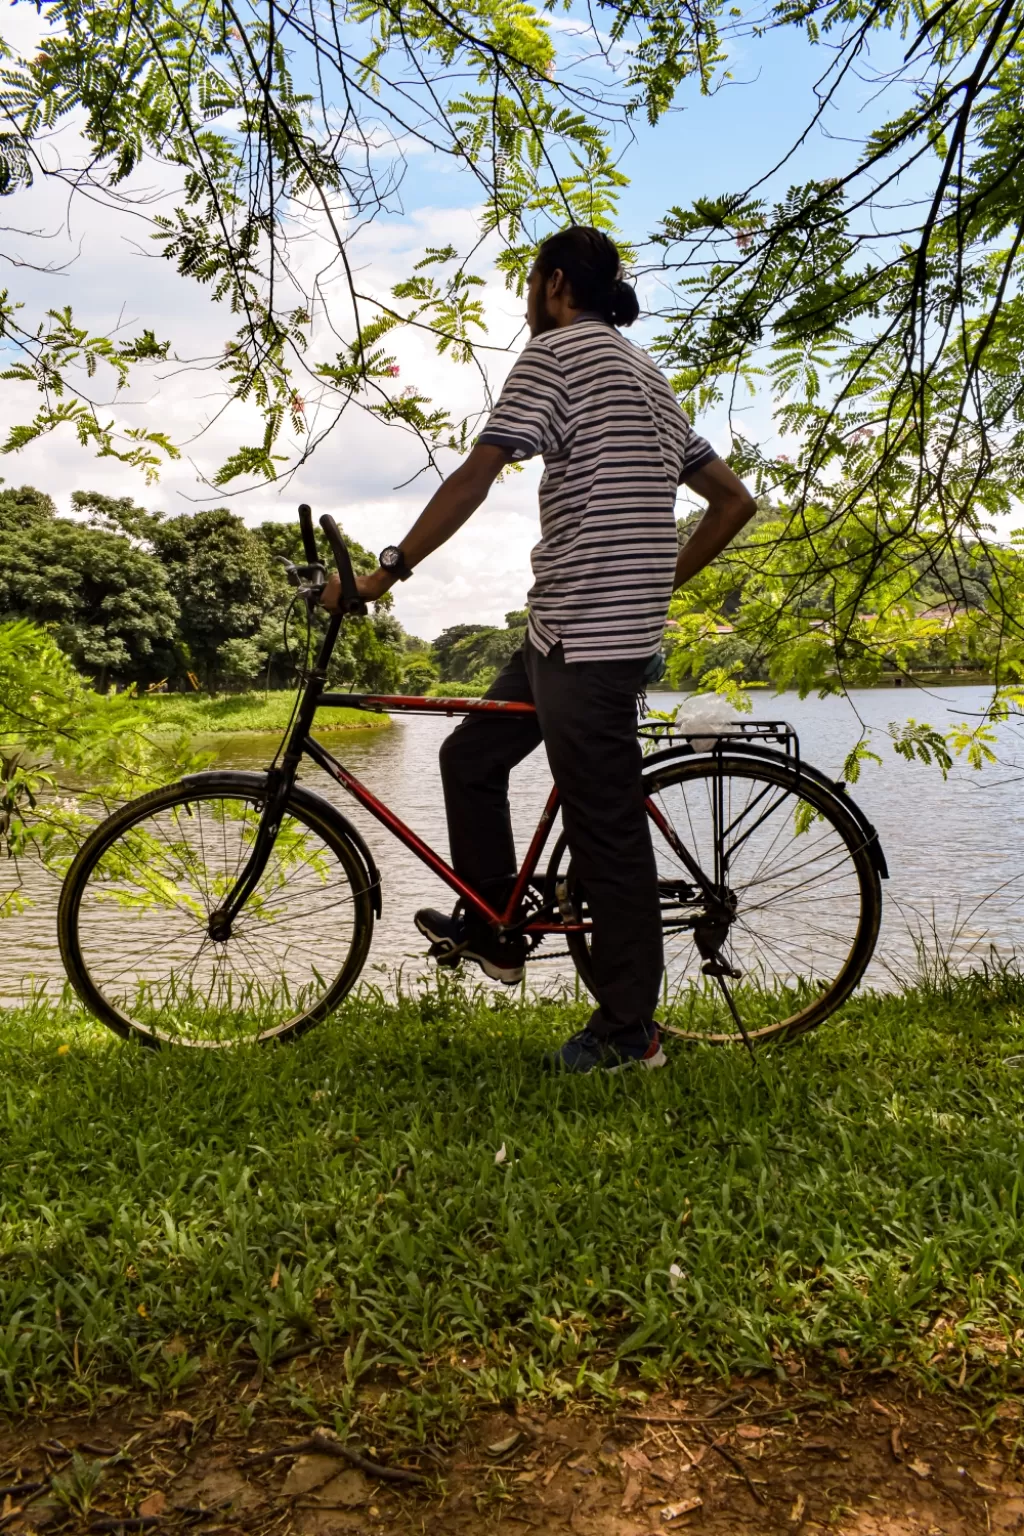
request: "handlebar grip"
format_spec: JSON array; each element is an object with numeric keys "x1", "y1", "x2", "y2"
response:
[
  {"x1": 320, "y1": 514, "x2": 367, "y2": 616},
  {"x1": 297, "y1": 503, "x2": 319, "y2": 566}
]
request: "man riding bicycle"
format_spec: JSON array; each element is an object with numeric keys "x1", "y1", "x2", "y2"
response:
[{"x1": 323, "y1": 226, "x2": 756, "y2": 1073}]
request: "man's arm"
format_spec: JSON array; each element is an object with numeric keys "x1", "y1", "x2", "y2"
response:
[
  {"x1": 321, "y1": 442, "x2": 511, "y2": 611},
  {"x1": 673, "y1": 458, "x2": 757, "y2": 590}
]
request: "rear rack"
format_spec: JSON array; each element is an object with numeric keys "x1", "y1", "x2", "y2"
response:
[{"x1": 638, "y1": 717, "x2": 800, "y2": 765}]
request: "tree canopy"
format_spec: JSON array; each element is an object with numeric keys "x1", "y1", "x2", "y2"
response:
[
  {"x1": 1, "y1": 0, "x2": 1022, "y2": 735},
  {"x1": 0, "y1": 492, "x2": 178, "y2": 685},
  {"x1": 0, "y1": 0, "x2": 689, "y2": 482}
]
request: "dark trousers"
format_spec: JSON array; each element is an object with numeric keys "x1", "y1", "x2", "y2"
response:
[{"x1": 439, "y1": 641, "x2": 663, "y2": 1040}]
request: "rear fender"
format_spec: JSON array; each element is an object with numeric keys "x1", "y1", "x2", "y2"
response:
[
  {"x1": 641, "y1": 743, "x2": 888, "y2": 881},
  {"x1": 181, "y1": 769, "x2": 383, "y2": 915}
]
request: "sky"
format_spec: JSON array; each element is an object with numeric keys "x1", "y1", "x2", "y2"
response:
[{"x1": 0, "y1": 5, "x2": 910, "y2": 642}]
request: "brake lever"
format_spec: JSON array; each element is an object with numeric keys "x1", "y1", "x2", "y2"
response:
[{"x1": 276, "y1": 554, "x2": 327, "y2": 590}]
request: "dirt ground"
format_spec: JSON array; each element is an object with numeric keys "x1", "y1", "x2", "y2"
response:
[{"x1": 2, "y1": 1375, "x2": 1022, "y2": 1536}]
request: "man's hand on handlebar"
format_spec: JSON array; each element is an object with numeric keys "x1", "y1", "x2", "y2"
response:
[
  {"x1": 317, "y1": 443, "x2": 511, "y2": 615},
  {"x1": 321, "y1": 566, "x2": 394, "y2": 613}
]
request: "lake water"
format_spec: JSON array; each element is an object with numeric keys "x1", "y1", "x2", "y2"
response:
[{"x1": 3, "y1": 684, "x2": 1023, "y2": 1004}]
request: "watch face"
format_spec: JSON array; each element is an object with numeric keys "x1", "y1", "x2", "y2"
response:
[{"x1": 380, "y1": 546, "x2": 400, "y2": 570}]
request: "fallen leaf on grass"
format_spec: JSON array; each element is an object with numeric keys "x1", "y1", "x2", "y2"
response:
[
  {"x1": 487, "y1": 1432, "x2": 523, "y2": 1459},
  {"x1": 319, "y1": 1470, "x2": 368, "y2": 1507},
  {"x1": 890, "y1": 1427, "x2": 904, "y2": 1460},
  {"x1": 542, "y1": 1457, "x2": 565, "y2": 1486},
  {"x1": 138, "y1": 1492, "x2": 167, "y2": 1518},
  {"x1": 909, "y1": 1457, "x2": 933, "y2": 1479},
  {"x1": 868, "y1": 1396, "x2": 893, "y2": 1419},
  {"x1": 621, "y1": 1476, "x2": 642, "y2": 1513},
  {"x1": 163, "y1": 1335, "x2": 187, "y2": 1358},
  {"x1": 282, "y1": 1455, "x2": 340, "y2": 1496},
  {"x1": 494, "y1": 1143, "x2": 507, "y2": 1165},
  {"x1": 788, "y1": 1491, "x2": 806, "y2": 1528},
  {"x1": 661, "y1": 1495, "x2": 702, "y2": 1521},
  {"x1": 270, "y1": 1267, "x2": 280, "y2": 1290},
  {"x1": 736, "y1": 1424, "x2": 767, "y2": 1440},
  {"x1": 622, "y1": 1448, "x2": 652, "y2": 1473}
]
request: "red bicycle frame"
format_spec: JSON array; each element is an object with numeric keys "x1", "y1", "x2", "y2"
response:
[
  {"x1": 217, "y1": 511, "x2": 717, "y2": 943},
  {"x1": 307, "y1": 692, "x2": 579, "y2": 933}
]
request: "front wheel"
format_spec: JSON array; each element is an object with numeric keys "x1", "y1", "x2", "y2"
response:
[
  {"x1": 545, "y1": 752, "x2": 882, "y2": 1046},
  {"x1": 58, "y1": 775, "x2": 374, "y2": 1047}
]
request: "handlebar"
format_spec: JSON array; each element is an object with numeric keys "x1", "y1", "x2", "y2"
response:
[
  {"x1": 285, "y1": 503, "x2": 367, "y2": 618},
  {"x1": 297, "y1": 503, "x2": 320, "y2": 566},
  {"x1": 319, "y1": 512, "x2": 367, "y2": 617}
]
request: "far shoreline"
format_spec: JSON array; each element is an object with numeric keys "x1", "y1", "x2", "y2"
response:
[
  {"x1": 648, "y1": 670, "x2": 994, "y2": 694},
  {"x1": 142, "y1": 690, "x2": 392, "y2": 738}
]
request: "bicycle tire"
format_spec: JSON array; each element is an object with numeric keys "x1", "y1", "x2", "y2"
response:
[
  {"x1": 58, "y1": 773, "x2": 374, "y2": 1048},
  {"x1": 544, "y1": 751, "x2": 882, "y2": 1046}
]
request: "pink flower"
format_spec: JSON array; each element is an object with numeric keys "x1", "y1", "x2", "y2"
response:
[
  {"x1": 291, "y1": 394, "x2": 306, "y2": 417},
  {"x1": 736, "y1": 231, "x2": 753, "y2": 251},
  {"x1": 777, "y1": 455, "x2": 790, "y2": 463},
  {"x1": 385, "y1": 364, "x2": 400, "y2": 377}
]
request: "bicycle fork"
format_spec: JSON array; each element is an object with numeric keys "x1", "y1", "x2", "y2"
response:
[
  {"x1": 207, "y1": 763, "x2": 297, "y2": 941},
  {"x1": 208, "y1": 615, "x2": 342, "y2": 941}
]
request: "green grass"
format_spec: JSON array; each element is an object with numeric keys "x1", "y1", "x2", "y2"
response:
[
  {"x1": 2, "y1": 973, "x2": 1024, "y2": 1431},
  {"x1": 142, "y1": 690, "x2": 389, "y2": 736}
]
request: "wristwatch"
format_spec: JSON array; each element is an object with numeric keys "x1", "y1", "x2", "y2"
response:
[{"x1": 378, "y1": 544, "x2": 412, "y2": 581}]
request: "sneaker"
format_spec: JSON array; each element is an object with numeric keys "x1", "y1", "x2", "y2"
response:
[
  {"x1": 543, "y1": 1025, "x2": 666, "y2": 1074},
  {"x1": 415, "y1": 907, "x2": 525, "y2": 985}
]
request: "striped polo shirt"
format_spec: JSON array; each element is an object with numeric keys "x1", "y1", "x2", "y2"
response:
[{"x1": 479, "y1": 315, "x2": 717, "y2": 662}]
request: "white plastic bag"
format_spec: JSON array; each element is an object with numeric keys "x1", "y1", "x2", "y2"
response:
[{"x1": 675, "y1": 693, "x2": 739, "y2": 752}]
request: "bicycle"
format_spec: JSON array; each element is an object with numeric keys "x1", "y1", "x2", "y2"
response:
[{"x1": 58, "y1": 505, "x2": 888, "y2": 1050}]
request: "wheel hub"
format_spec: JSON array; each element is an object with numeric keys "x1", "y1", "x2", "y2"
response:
[
  {"x1": 693, "y1": 888, "x2": 741, "y2": 978},
  {"x1": 208, "y1": 908, "x2": 233, "y2": 943}
]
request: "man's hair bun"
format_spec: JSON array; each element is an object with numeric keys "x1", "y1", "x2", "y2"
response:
[
  {"x1": 534, "y1": 226, "x2": 641, "y2": 328},
  {"x1": 610, "y1": 277, "x2": 640, "y2": 328}
]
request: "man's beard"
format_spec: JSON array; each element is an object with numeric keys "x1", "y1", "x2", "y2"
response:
[{"x1": 530, "y1": 292, "x2": 558, "y2": 335}]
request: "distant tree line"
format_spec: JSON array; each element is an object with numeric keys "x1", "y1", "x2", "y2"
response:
[
  {"x1": 401, "y1": 611, "x2": 529, "y2": 696},
  {"x1": 2, "y1": 481, "x2": 1002, "y2": 701},
  {"x1": 672, "y1": 506, "x2": 1006, "y2": 694},
  {"x1": 0, "y1": 483, "x2": 413, "y2": 694}
]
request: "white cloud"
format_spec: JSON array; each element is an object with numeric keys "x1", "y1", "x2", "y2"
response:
[{"x1": 0, "y1": 27, "x2": 730, "y2": 642}]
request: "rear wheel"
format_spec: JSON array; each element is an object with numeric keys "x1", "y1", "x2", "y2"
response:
[
  {"x1": 545, "y1": 752, "x2": 881, "y2": 1045},
  {"x1": 58, "y1": 775, "x2": 374, "y2": 1047}
]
